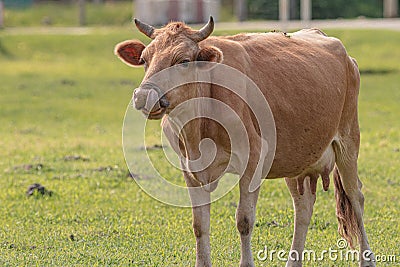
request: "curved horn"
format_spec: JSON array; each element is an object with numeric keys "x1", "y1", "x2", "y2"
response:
[
  {"x1": 134, "y1": 18, "x2": 155, "y2": 39},
  {"x1": 192, "y1": 16, "x2": 214, "y2": 42}
]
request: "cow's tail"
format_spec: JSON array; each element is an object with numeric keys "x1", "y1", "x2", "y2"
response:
[{"x1": 333, "y1": 166, "x2": 360, "y2": 249}]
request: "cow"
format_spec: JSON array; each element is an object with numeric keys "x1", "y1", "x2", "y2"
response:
[{"x1": 114, "y1": 17, "x2": 375, "y2": 267}]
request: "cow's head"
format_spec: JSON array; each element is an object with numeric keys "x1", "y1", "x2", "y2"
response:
[{"x1": 114, "y1": 16, "x2": 223, "y2": 119}]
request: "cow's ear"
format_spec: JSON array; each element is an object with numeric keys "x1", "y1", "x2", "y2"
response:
[
  {"x1": 197, "y1": 46, "x2": 223, "y2": 63},
  {"x1": 114, "y1": 40, "x2": 146, "y2": 67}
]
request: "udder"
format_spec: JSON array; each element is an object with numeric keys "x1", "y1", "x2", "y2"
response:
[{"x1": 291, "y1": 144, "x2": 336, "y2": 195}]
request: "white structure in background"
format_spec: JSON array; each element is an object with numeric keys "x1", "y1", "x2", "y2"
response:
[
  {"x1": 384, "y1": 0, "x2": 398, "y2": 18},
  {"x1": 0, "y1": 1, "x2": 4, "y2": 28},
  {"x1": 280, "y1": 0, "x2": 311, "y2": 21},
  {"x1": 135, "y1": 0, "x2": 220, "y2": 25},
  {"x1": 300, "y1": 0, "x2": 311, "y2": 21}
]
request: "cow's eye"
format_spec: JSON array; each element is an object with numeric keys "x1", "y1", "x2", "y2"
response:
[
  {"x1": 178, "y1": 59, "x2": 190, "y2": 68},
  {"x1": 139, "y1": 58, "x2": 148, "y2": 69}
]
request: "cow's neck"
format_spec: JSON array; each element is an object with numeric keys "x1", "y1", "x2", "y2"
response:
[{"x1": 166, "y1": 84, "x2": 223, "y2": 188}]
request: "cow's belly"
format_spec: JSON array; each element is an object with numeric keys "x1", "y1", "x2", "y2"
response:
[{"x1": 266, "y1": 138, "x2": 336, "y2": 179}]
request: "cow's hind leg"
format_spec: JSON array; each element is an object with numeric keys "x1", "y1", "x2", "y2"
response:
[
  {"x1": 285, "y1": 176, "x2": 316, "y2": 267},
  {"x1": 236, "y1": 176, "x2": 260, "y2": 267},
  {"x1": 333, "y1": 135, "x2": 375, "y2": 267}
]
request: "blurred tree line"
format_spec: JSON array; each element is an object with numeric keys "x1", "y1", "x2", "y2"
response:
[
  {"x1": 222, "y1": 0, "x2": 385, "y2": 19},
  {"x1": 2, "y1": 0, "x2": 394, "y2": 20}
]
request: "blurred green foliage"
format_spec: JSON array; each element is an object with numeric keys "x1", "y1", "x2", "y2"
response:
[
  {"x1": 3, "y1": 0, "x2": 33, "y2": 8},
  {"x1": 1, "y1": 0, "x2": 395, "y2": 28},
  {"x1": 312, "y1": 0, "x2": 383, "y2": 19},
  {"x1": 247, "y1": 0, "x2": 384, "y2": 20}
]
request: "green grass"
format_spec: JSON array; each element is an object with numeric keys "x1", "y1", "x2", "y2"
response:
[
  {"x1": 2, "y1": 2, "x2": 134, "y2": 27},
  {"x1": 0, "y1": 28, "x2": 399, "y2": 266}
]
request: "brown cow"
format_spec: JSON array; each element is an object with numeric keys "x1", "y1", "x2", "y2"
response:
[{"x1": 115, "y1": 17, "x2": 375, "y2": 267}]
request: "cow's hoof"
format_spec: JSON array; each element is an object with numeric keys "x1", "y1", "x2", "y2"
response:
[
  {"x1": 360, "y1": 263, "x2": 376, "y2": 267},
  {"x1": 285, "y1": 261, "x2": 302, "y2": 267},
  {"x1": 360, "y1": 251, "x2": 376, "y2": 267}
]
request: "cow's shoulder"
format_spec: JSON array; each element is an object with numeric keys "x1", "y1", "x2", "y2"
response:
[
  {"x1": 200, "y1": 36, "x2": 252, "y2": 72},
  {"x1": 290, "y1": 28, "x2": 348, "y2": 57}
]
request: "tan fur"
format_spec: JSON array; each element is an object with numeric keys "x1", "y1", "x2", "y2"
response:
[{"x1": 115, "y1": 21, "x2": 375, "y2": 267}]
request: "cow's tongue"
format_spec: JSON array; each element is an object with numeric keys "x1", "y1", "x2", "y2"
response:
[{"x1": 144, "y1": 89, "x2": 161, "y2": 112}]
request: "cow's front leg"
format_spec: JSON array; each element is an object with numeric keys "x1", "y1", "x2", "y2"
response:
[
  {"x1": 184, "y1": 171, "x2": 212, "y2": 267},
  {"x1": 192, "y1": 200, "x2": 211, "y2": 267},
  {"x1": 285, "y1": 176, "x2": 316, "y2": 267},
  {"x1": 237, "y1": 176, "x2": 260, "y2": 267}
]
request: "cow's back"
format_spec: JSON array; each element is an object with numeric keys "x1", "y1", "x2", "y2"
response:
[{"x1": 202, "y1": 29, "x2": 358, "y2": 177}]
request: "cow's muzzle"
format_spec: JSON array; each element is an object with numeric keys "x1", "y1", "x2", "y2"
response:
[{"x1": 133, "y1": 83, "x2": 169, "y2": 119}]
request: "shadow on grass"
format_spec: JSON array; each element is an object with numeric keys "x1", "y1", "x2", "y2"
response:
[
  {"x1": 360, "y1": 68, "x2": 397, "y2": 75},
  {"x1": 0, "y1": 38, "x2": 14, "y2": 58}
]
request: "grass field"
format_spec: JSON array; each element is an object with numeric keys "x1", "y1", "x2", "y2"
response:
[
  {"x1": 2, "y1": 2, "x2": 134, "y2": 27},
  {"x1": 0, "y1": 27, "x2": 399, "y2": 266}
]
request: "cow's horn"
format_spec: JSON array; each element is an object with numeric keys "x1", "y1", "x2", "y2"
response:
[
  {"x1": 192, "y1": 16, "x2": 214, "y2": 42},
  {"x1": 134, "y1": 18, "x2": 155, "y2": 39}
]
